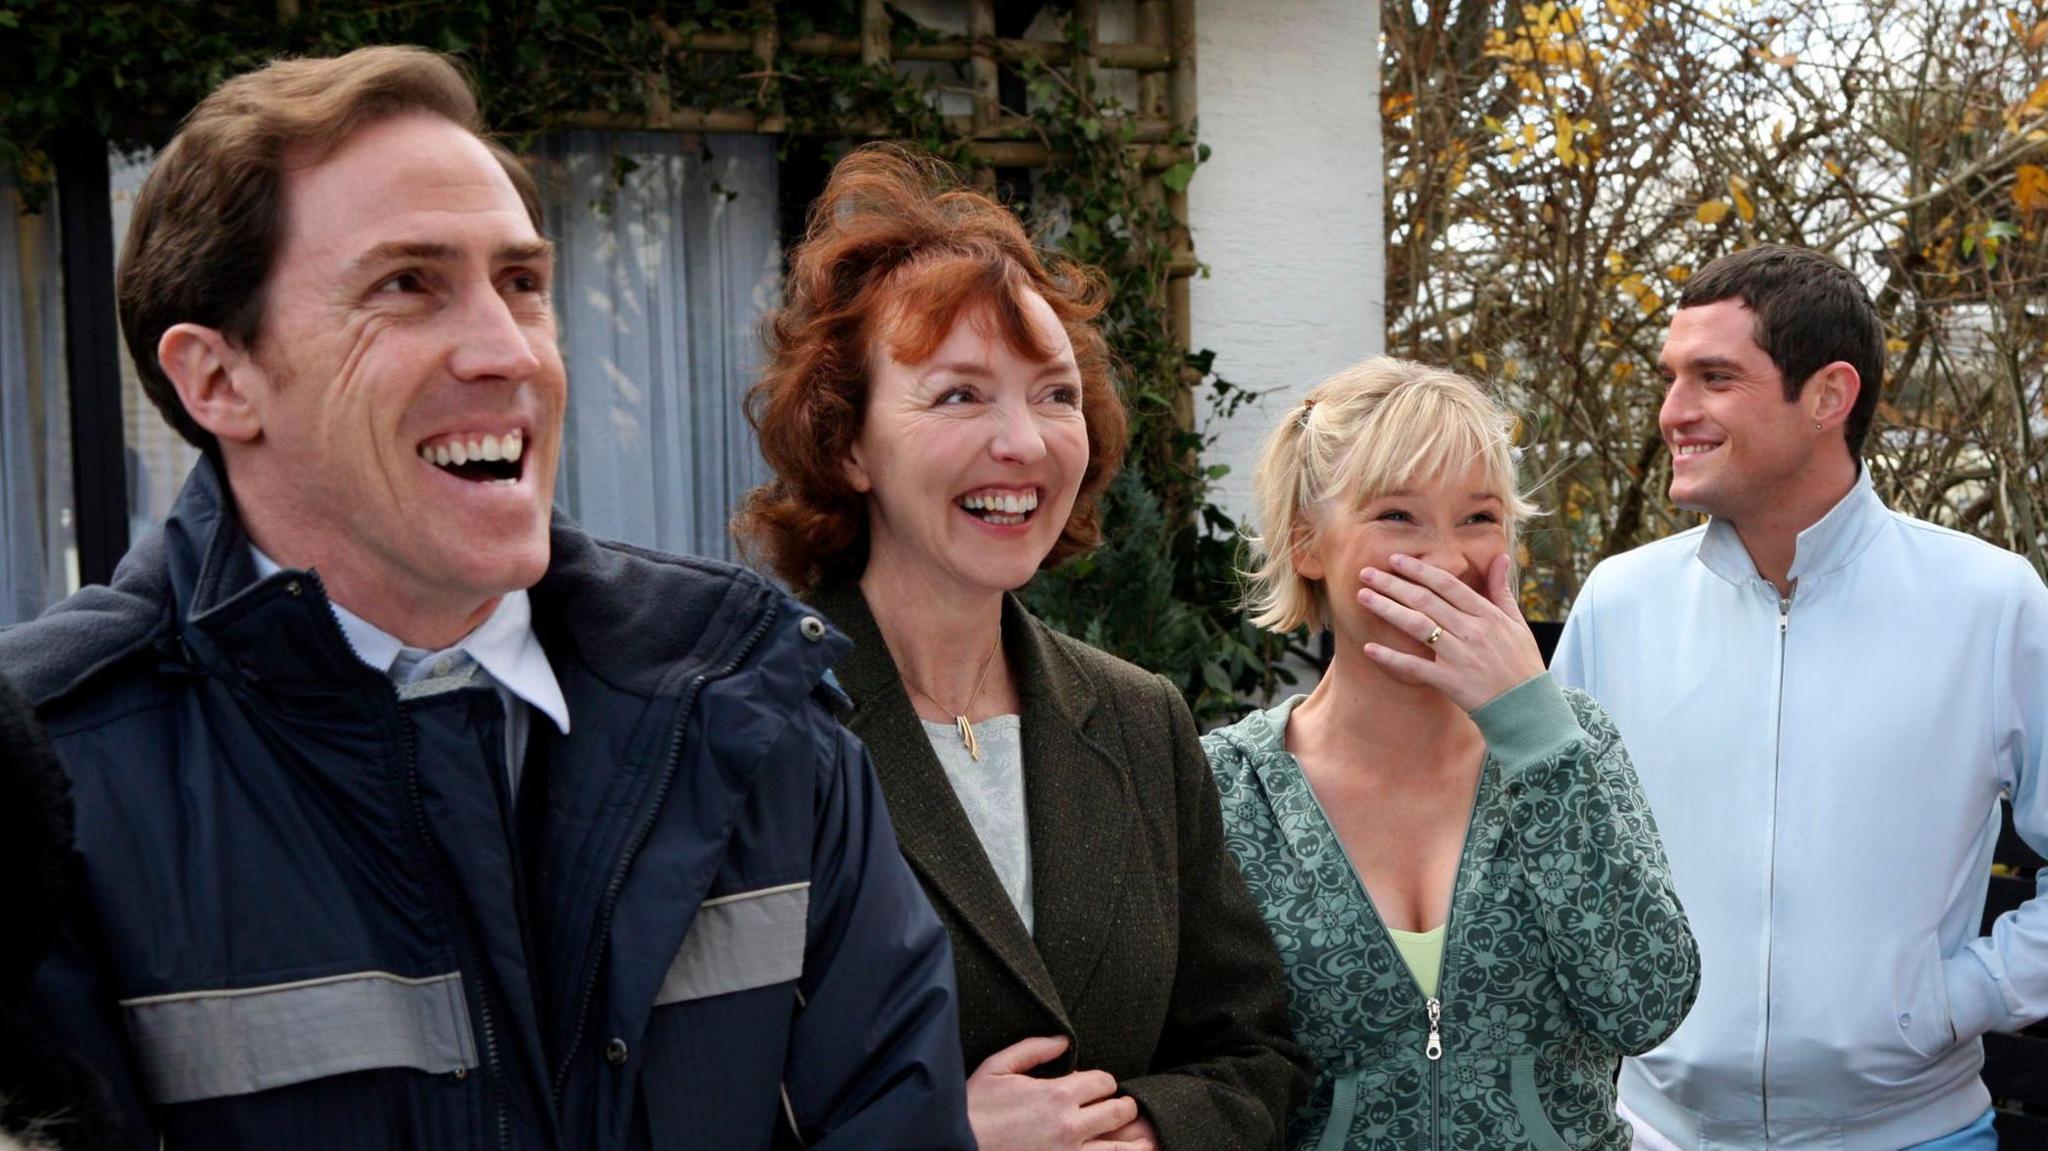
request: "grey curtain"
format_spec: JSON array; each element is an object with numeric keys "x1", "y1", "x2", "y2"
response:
[
  {"x1": 0, "y1": 169, "x2": 75, "y2": 624},
  {"x1": 110, "y1": 149, "x2": 201, "y2": 543},
  {"x1": 539, "y1": 132, "x2": 781, "y2": 562}
]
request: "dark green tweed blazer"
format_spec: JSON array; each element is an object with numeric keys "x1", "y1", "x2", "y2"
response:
[{"x1": 810, "y1": 583, "x2": 1312, "y2": 1150}]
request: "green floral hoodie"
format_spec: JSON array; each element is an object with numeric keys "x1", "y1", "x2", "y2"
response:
[{"x1": 1202, "y1": 675, "x2": 1699, "y2": 1150}]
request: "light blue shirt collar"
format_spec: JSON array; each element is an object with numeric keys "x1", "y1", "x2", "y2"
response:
[
  {"x1": 1695, "y1": 467, "x2": 1887, "y2": 588},
  {"x1": 248, "y1": 547, "x2": 570, "y2": 736}
]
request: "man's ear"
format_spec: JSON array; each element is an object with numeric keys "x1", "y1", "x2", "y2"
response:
[
  {"x1": 1806, "y1": 361, "x2": 1861, "y2": 435},
  {"x1": 158, "y1": 323, "x2": 263, "y2": 445}
]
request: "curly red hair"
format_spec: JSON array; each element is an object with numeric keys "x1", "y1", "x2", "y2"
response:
[{"x1": 734, "y1": 144, "x2": 1127, "y2": 592}]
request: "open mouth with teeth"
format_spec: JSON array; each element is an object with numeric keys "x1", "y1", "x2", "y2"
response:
[
  {"x1": 419, "y1": 431, "x2": 526, "y2": 485},
  {"x1": 1673, "y1": 442, "x2": 1722, "y2": 461},
  {"x1": 957, "y1": 487, "x2": 1040, "y2": 526}
]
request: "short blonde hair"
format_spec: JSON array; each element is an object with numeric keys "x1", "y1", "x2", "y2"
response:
[{"x1": 1242, "y1": 356, "x2": 1536, "y2": 633}]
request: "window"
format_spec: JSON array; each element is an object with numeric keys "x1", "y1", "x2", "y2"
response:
[
  {"x1": 0, "y1": 169, "x2": 76, "y2": 623},
  {"x1": 538, "y1": 132, "x2": 780, "y2": 562}
]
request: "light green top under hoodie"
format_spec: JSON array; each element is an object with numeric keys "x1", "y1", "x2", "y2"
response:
[{"x1": 1386, "y1": 924, "x2": 1445, "y2": 999}]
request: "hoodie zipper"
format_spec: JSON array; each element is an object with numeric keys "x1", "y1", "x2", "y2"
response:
[
  {"x1": 1426, "y1": 996, "x2": 1444, "y2": 1147},
  {"x1": 552, "y1": 601, "x2": 783, "y2": 1109},
  {"x1": 1761, "y1": 591, "x2": 1791, "y2": 1142},
  {"x1": 1286, "y1": 727, "x2": 1484, "y2": 1151},
  {"x1": 1409, "y1": 788, "x2": 1478, "y2": 1151},
  {"x1": 1423, "y1": 769, "x2": 1487, "y2": 1151},
  {"x1": 1397, "y1": 796, "x2": 1475, "y2": 1151}
]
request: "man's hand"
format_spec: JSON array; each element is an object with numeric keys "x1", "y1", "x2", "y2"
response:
[
  {"x1": 1359, "y1": 552, "x2": 1548, "y2": 712},
  {"x1": 966, "y1": 1036, "x2": 1154, "y2": 1150}
]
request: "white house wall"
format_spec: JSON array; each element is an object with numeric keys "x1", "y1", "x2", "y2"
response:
[
  {"x1": 891, "y1": 0, "x2": 1384, "y2": 531},
  {"x1": 1191, "y1": 0, "x2": 1384, "y2": 529}
]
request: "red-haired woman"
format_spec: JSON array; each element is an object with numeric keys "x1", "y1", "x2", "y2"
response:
[{"x1": 735, "y1": 145, "x2": 1308, "y2": 1151}]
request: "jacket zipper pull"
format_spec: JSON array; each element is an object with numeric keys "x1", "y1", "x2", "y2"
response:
[
  {"x1": 1778, "y1": 595, "x2": 1791, "y2": 635},
  {"x1": 1425, "y1": 997, "x2": 1443, "y2": 1061}
]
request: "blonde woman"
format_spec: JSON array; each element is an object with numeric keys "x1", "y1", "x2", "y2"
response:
[{"x1": 1202, "y1": 357, "x2": 1699, "y2": 1150}]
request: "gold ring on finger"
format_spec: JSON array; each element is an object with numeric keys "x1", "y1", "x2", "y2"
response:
[{"x1": 1425, "y1": 625, "x2": 1443, "y2": 647}]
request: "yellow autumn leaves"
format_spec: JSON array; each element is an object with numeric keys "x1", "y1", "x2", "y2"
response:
[
  {"x1": 1484, "y1": 112, "x2": 1601, "y2": 169},
  {"x1": 1482, "y1": 1, "x2": 1612, "y2": 168},
  {"x1": 1695, "y1": 176, "x2": 1756, "y2": 226},
  {"x1": 2016, "y1": 165, "x2": 2048, "y2": 215},
  {"x1": 2009, "y1": 75, "x2": 2048, "y2": 136},
  {"x1": 1553, "y1": 114, "x2": 1598, "y2": 166},
  {"x1": 1604, "y1": 251, "x2": 1677, "y2": 317}
]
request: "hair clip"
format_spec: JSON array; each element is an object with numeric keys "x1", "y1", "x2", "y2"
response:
[{"x1": 1298, "y1": 397, "x2": 1316, "y2": 428}]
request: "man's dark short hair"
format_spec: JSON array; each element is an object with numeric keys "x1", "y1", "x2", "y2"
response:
[
  {"x1": 1678, "y1": 244, "x2": 1886, "y2": 456},
  {"x1": 117, "y1": 46, "x2": 541, "y2": 454}
]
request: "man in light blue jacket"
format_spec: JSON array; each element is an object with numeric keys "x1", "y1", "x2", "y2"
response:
[{"x1": 1554, "y1": 244, "x2": 2048, "y2": 1150}]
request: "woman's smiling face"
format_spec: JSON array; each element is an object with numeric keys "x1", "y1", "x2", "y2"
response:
[
  {"x1": 1299, "y1": 456, "x2": 1510, "y2": 656},
  {"x1": 846, "y1": 288, "x2": 1091, "y2": 599}
]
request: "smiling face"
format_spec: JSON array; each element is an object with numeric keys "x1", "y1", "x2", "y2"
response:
[
  {"x1": 1299, "y1": 456, "x2": 1510, "y2": 657},
  {"x1": 224, "y1": 112, "x2": 564, "y2": 637},
  {"x1": 1658, "y1": 299, "x2": 1822, "y2": 524},
  {"x1": 847, "y1": 290, "x2": 1090, "y2": 601}
]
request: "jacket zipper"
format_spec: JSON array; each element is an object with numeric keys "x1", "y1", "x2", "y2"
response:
[
  {"x1": 402, "y1": 712, "x2": 511, "y2": 1151},
  {"x1": 552, "y1": 602, "x2": 783, "y2": 1109},
  {"x1": 293, "y1": 574, "x2": 510, "y2": 1148},
  {"x1": 1762, "y1": 591, "x2": 1791, "y2": 1142}
]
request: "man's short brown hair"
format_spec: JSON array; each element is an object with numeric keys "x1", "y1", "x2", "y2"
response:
[
  {"x1": 117, "y1": 45, "x2": 542, "y2": 452},
  {"x1": 1677, "y1": 244, "x2": 1886, "y2": 456}
]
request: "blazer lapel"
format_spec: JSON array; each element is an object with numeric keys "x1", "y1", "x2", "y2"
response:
[
  {"x1": 1006, "y1": 596, "x2": 1138, "y2": 1020},
  {"x1": 808, "y1": 584, "x2": 1068, "y2": 1025}
]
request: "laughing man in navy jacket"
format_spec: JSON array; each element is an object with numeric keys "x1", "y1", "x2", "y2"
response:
[{"x1": 2, "y1": 45, "x2": 970, "y2": 1151}]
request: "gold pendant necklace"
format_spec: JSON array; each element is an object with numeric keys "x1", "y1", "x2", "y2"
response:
[{"x1": 908, "y1": 635, "x2": 1003, "y2": 762}]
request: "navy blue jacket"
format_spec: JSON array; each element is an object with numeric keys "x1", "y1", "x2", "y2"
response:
[{"x1": 2, "y1": 459, "x2": 972, "y2": 1150}]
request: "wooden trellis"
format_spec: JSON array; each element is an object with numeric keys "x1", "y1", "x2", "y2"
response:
[{"x1": 556, "y1": 0, "x2": 1200, "y2": 355}]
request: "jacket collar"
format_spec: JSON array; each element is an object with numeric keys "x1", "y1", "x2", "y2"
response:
[
  {"x1": 259, "y1": 541, "x2": 573, "y2": 735},
  {"x1": 164, "y1": 457, "x2": 385, "y2": 694},
  {"x1": 1695, "y1": 467, "x2": 1889, "y2": 587},
  {"x1": 810, "y1": 581, "x2": 1135, "y2": 1028}
]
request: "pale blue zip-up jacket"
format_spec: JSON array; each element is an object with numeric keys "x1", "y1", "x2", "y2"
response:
[{"x1": 1553, "y1": 471, "x2": 2048, "y2": 1149}]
